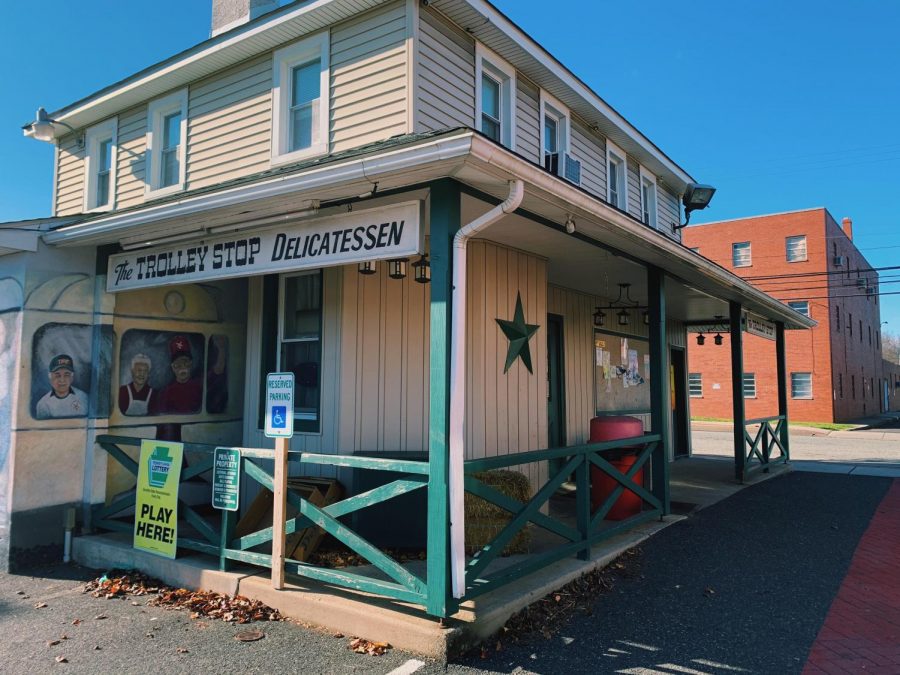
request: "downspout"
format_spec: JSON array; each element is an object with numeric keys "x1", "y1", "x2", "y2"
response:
[{"x1": 449, "y1": 179, "x2": 524, "y2": 598}]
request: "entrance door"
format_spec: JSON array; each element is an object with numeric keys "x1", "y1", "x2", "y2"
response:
[
  {"x1": 547, "y1": 314, "x2": 566, "y2": 449},
  {"x1": 670, "y1": 347, "x2": 689, "y2": 458}
]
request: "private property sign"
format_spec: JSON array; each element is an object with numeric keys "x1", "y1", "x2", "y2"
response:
[
  {"x1": 212, "y1": 447, "x2": 241, "y2": 511},
  {"x1": 106, "y1": 201, "x2": 422, "y2": 292}
]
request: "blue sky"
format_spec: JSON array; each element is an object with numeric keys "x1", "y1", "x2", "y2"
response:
[{"x1": 2, "y1": 0, "x2": 899, "y2": 326}]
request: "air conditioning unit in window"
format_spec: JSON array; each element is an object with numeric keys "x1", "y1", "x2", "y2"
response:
[
  {"x1": 833, "y1": 255, "x2": 846, "y2": 267},
  {"x1": 564, "y1": 153, "x2": 582, "y2": 185}
]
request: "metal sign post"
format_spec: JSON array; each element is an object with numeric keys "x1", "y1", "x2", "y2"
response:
[{"x1": 265, "y1": 373, "x2": 294, "y2": 589}]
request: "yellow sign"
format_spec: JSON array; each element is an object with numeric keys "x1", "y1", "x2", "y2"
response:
[{"x1": 133, "y1": 439, "x2": 183, "y2": 559}]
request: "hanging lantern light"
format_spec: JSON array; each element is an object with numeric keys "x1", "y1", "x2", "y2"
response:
[
  {"x1": 358, "y1": 260, "x2": 377, "y2": 275},
  {"x1": 714, "y1": 332, "x2": 724, "y2": 346},
  {"x1": 643, "y1": 310, "x2": 650, "y2": 326},
  {"x1": 593, "y1": 307, "x2": 606, "y2": 327},
  {"x1": 388, "y1": 258, "x2": 408, "y2": 280},
  {"x1": 412, "y1": 255, "x2": 431, "y2": 284},
  {"x1": 697, "y1": 332, "x2": 706, "y2": 346},
  {"x1": 617, "y1": 308, "x2": 630, "y2": 326}
]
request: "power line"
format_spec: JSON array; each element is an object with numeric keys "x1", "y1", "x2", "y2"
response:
[{"x1": 742, "y1": 264, "x2": 900, "y2": 281}]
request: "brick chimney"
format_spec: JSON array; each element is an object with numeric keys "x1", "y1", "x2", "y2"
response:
[
  {"x1": 211, "y1": 0, "x2": 279, "y2": 37},
  {"x1": 842, "y1": 217, "x2": 853, "y2": 241}
]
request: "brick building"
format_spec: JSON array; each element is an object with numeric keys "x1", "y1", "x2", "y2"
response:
[{"x1": 683, "y1": 208, "x2": 898, "y2": 423}]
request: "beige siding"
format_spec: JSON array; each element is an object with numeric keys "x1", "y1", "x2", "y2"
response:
[
  {"x1": 55, "y1": 134, "x2": 85, "y2": 216},
  {"x1": 330, "y1": 1, "x2": 409, "y2": 153},
  {"x1": 415, "y1": 7, "x2": 475, "y2": 132},
  {"x1": 116, "y1": 105, "x2": 148, "y2": 209},
  {"x1": 570, "y1": 119, "x2": 607, "y2": 199},
  {"x1": 515, "y1": 76, "x2": 541, "y2": 163},
  {"x1": 466, "y1": 240, "x2": 548, "y2": 492},
  {"x1": 187, "y1": 55, "x2": 272, "y2": 190},
  {"x1": 627, "y1": 157, "x2": 642, "y2": 220}
]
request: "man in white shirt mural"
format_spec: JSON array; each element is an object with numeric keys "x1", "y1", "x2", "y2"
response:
[
  {"x1": 36, "y1": 354, "x2": 89, "y2": 419},
  {"x1": 118, "y1": 353, "x2": 154, "y2": 416}
]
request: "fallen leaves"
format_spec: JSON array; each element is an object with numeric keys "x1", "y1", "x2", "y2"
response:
[
  {"x1": 348, "y1": 637, "x2": 391, "y2": 656},
  {"x1": 34, "y1": 602, "x2": 48, "y2": 609},
  {"x1": 54, "y1": 655, "x2": 68, "y2": 664},
  {"x1": 83, "y1": 571, "x2": 161, "y2": 599}
]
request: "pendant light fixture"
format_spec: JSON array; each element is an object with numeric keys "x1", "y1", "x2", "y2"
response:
[
  {"x1": 592, "y1": 283, "x2": 647, "y2": 331},
  {"x1": 388, "y1": 258, "x2": 408, "y2": 280},
  {"x1": 412, "y1": 254, "x2": 431, "y2": 284},
  {"x1": 696, "y1": 332, "x2": 706, "y2": 346},
  {"x1": 593, "y1": 307, "x2": 606, "y2": 327},
  {"x1": 358, "y1": 261, "x2": 377, "y2": 275}
]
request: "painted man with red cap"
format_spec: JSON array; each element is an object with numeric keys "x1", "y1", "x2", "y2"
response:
[
  {"x1": 36, "y1": 354, "x2": 89, "y2": 419},
  {"x1": 152, "y1": 336, "x2": 202, "y2": 414}
]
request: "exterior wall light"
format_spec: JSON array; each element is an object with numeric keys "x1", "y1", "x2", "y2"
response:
[
  {"x1": 27, "y1": 107, "x2": 82, "y2": 146},
  {"x1": 358, "y1": 261, "x2": 377, "y2": 275},
  {"x1": 643, "y1": 310, "x2": 650, "y2": 326},
  {"x1": 593, "y1": 307, "x2": 606, "y2": 327},
  {"x1": 388, "y1": 258, "x2": 408, "y2": 280},
  {"x1": 565, "y1": 215, "x2": 576, "y2": 234},
  {"x1": 412, "y1": 254, "x2": 431, "y2": 284},
  {"x1": 697, "y1": 333, "x2": 706, "y2": 346},
  {"x1": 675, "y1": 183, "x2": 716, "y2": 229},
  {"x1": 714, "y1": 332, "x2": 724, "y2": 346}
]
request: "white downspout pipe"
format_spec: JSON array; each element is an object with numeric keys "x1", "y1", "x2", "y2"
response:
[{"x1": 449, "y1": 179, "x2": 524, "y2": 598}]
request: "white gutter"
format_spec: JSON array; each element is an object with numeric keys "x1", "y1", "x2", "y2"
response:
[{"x1": 449, "y1": 178, "x2": 524, "y2": 598}]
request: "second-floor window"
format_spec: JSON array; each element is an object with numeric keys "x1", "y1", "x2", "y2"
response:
[
  {"x1": 732, "y1": 242, "x2": 752, "y2": 267},
  {"x1": 788, "y1": 300, "x2": 810, "y2": 317},
  {"x1": 540, "y1": 92, "x2": 569, "y2": 176},
  {"x1": 607, "y1": 140, "x2": 627, "y2": 210},
  {"x1": 83, "y1": 118, "x2": 117, "y2": 211},
  {"x1": 147, "y1": 90, "x2": 187, "y2": 196},
  {"x1": 476, "y1": 46, "x2": 515, "y2": 149},
  {"x1": 272, "y1": 33, "x2": 329, "y2": 164},
  {"x1": 640, "y1": 168, "x2": 657, "y2": 228},
  {"x1": 786, "y1": 235, "x2": 807, "y2": 262}
]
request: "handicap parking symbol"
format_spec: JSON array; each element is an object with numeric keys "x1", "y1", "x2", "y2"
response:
[{"x1": 272, "y1": 406, "x2": 287, "y2": 429}]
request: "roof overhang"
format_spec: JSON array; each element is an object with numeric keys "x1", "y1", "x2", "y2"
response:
[{"x1": 43, "y1": 130, "x2": 812, "y2": 330}]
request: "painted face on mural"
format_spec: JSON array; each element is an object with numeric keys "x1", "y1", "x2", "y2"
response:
[
  {"x1": 49, "y1": 367, "x2": 74, "y2": 398},
  {"x1": 171, "y1": 356, "x2": 193, "y2": 384},
  {"x1": 131, "y1": 362, "x2": 150, "y2": 388}
]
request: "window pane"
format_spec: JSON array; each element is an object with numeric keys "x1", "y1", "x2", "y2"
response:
[
  {"x1": 791, "y1": 373, "x2": 812, "y2": 398},
  {"x1": 689, "y1": 373, "x2": 702, "y2": 397},
  {"x1": 290, "y1": 103, "x2": 314, "y2": 151},
  {"x1": 482, "y1": 74, "x2": 500, "y2": 120},
  {"x1": 292, "y1": 60, "x2": 320, "y2": 107},
  {"x1": 544, "y1": 116, "x2": 558, "y2": 154},
  {"x1": 743, "y1": 373, "x2": 756, "y2": 398},
  {"x1": 732, "y1": 242, "x2": 751, "y2": 267},
  {"x1": 161, "y1": 148, "x2": 179, "y2": 188},
  {"x1": 281, "y1": 340, "x2": 320, "y2": 421},
  {"x1": 788, "y1": 300, "x2": 809, "y2": 317},
  {"x1": 786, "y1": 235, "x2": 807, "y2": 262},
  {"x1": 609, "y1": 161, "x2": 619, "y2": 205},
  {"x1": 163, "y1": 112, "x2": 181, "y2": 151},
  {"x1": 96, "y1": 172, "x2": 109, "y2": 207},
  {"x1": 99, "y1": 139, "x2": 112, "y2": 172},
  {"x1": 283, "y1": 274, "x2": 321, "y2": 340},
  {"x1": 482, "y1": 115, "x2": 500, "y2": 142}
]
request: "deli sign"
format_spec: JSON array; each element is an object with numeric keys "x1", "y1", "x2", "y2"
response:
[{"x1": 107, "y1": 201, "x2": 421, "y2": 292}]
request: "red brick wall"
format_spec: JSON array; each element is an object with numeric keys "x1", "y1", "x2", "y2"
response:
[{"x1": 684, "y1": 208, "x2": 887, "y2": 423}]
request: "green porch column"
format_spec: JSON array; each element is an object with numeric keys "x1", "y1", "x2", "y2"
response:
[
  {"x1": 647, "y1": 266, "x2": 670, "y2": 514},
  {"x1": 730, "y1": 301, "x2": 746, "y2": 481},
  {"x1": 426, "y1": 179, "x2": 460, "y2": 618},
  {"x1": 776, "y1": 321, "x2": 791, "y2": 460}
]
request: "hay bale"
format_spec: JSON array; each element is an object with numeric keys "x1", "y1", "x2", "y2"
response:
[{"x1": 465, "y1": 470, "x2": 532, "y2": 556}]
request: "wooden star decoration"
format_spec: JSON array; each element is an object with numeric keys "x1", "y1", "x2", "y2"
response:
[{"x1": 496, "y1": 292, "x2": 540, "y2": 374}]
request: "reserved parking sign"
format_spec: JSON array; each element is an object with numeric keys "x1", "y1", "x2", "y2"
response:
[{"x1": 265, "y1": 373, "x2": 294, "y2": 438}]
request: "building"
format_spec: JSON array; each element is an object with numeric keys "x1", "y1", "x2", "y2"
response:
[
  {"x1": 684, "y1": 208, "x2": 898, "y2": 423},
  {"x1": 1, "y1": 0, "x2": 811, "y2": 617}
]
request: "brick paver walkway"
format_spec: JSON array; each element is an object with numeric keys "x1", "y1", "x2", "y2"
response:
[{"x1": 804, "y1": 479, "x2": 900, "y2": 674}]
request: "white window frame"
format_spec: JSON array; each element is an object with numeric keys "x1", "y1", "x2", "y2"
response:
[
  {"x1": 743, "y1": 372, "x2": 757, "y2": 399},
  {"x1": 787, "y1": 300, "x2": 810, "y2": 317},
  {"x1": 271, "y1": 32, "x2": 330, "y2": 166},
  {"x1": 688, "y1": 372, "x2": 703, "y2": 398},
  {"x1": 732, "y1": 241, "x2": 752, "y2": 268},
  {"x1": 639, "y1": 166, "x2": 658, "y2": 228},
  {"x1": 83, "y1": 117, "x2": 118, "y2": 212},
  {"x1": 791, "y1": 372, "x2": 813, "y2": 399},
  {"x1": 606, "y1": 139, "x2": 628, "y2": 211},
  {"x1": 539, "y1": 90, "x2": 570, "y2": 176},
  {"x1": 475, "y1": 44, "x2": 516, "y2": 151},
  {"x1": 786, "y1": 235, "x2": 808, "y2": 262},
  {"x1": 146, "y1": 89, "x2": 188, "y2": 198}
]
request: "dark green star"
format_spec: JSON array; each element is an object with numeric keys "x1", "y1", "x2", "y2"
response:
[{"x1": 496, "y1": 292, "x2": 540, "y2": 374}]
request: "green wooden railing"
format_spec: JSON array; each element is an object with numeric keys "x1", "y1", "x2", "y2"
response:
[
  {"x1": 742, "y1": 415, "x2": 789, "y2": 478},
  {"x1": 93, "y1": 433, "x2": 666, "y2": 615}
]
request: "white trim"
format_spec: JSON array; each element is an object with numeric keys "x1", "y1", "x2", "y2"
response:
[
  {"x1": 271, "y1": 32, "x2": 330, "y2": 166},
  {"x1": 475, "y1": 43, "x2": 517, "y2": 151},
  {"x1": 606, "y1": 139, "x2": 627, "y2": 211},
  {"x1": 405, "y1": 0, "x2": 419, "y2": 134},
  {"x1": 83, "y1": 117, "x2": 119, "y2": 212},
  {"x1": 539, "y1": 89, "x2": 569, "y2": 176},
  {"x1": 639, "y1": 165, "x2": 657, "y2": 229},
  {"x1": 145, "y1": 89, "x2": 188, "y2": 198},
  {"x1": 51, "y1": 143, "x2": 60, "y2": 217}
]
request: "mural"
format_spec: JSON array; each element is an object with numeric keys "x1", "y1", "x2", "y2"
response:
[
  {"x1": 118, "y1": 330, "x2": 205, "y2": 415},
  {"x1": 31, "y1": 322, "x2": 113, "y2": 420},
  {"x1": 206, "y1": 335, "x2": 228, "y2": 414}
]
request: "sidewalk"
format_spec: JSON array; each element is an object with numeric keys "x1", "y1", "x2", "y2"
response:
[{"x1": 692, "y1": 411, "x2": 900, "y2": 438}]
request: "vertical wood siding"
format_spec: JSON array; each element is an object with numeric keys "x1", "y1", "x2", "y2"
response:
[
  {"x1": 54, "y1": 135, "x2": 84, "y2": 216},
  {"x1": 187, "y1": 55, "x2": 273, "y2": 191},
  {"x1": 466, "y1": 240, "x2": 548, "y2": 493},
  {"x1": 515, "y1": 76, "x2": 541, "y2": 163},
  {"x1": 627, "y1": 157, "x2": 642, "y2": 220},
  {"x1": 116, "y1": 105, "x2": 148, "y2": 209},
  {"x1": 415, "y1": 7, "x2": 475, "y2": 132},
  {"x1": 570, "y1": 119, "x2": 607, "y2": 199},
  {"x1": 330, "y1": 1, "x2": 409, "y2": 153}
]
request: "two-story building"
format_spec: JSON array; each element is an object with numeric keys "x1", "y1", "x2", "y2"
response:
[
  {"x1": 684, "y1": 209, "x2": 898, "y2": 423},
  {"x1": 2, "y1": 0, "x2": 812, "y2": 620}
]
